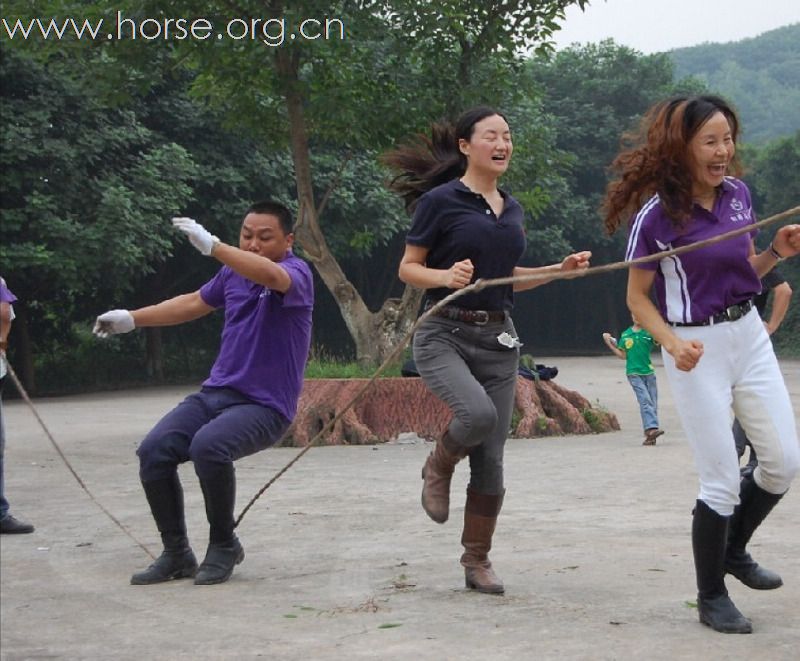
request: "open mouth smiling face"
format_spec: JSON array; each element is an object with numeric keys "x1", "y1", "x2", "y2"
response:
[
  {"x1": 690, "y1": 111, "x2": 735, "y2": 195},
  {"x1": 461, "y1": 114, "x2": 513, "y2": 175}
]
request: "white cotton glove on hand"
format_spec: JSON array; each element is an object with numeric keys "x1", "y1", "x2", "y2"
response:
[
  {"x1": 93, "y1": 310, "x2": 135, "y2": 338},
  {"x1": 171, "y1": 217, "x2": 220, "y2": 256}
]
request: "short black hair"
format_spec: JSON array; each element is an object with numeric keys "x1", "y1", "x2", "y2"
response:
[{"x1": 244, "y1": 200, "x2": 293, "y2": 235}]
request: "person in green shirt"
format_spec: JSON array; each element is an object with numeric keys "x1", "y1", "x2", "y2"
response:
[{"x1": 603, "y1": 315, "x2": 664, "y2": 445}]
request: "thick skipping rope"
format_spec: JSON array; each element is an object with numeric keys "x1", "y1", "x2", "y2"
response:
[{"x1": 6, "y1": 204, "x2": 799, "y2": 557}]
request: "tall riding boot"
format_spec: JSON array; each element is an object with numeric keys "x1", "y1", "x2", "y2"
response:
[
  {"x1": 421, "y1": 432, "x2": 467, "y2": 524},
  {"x1": 725, "y1": 473, "x2": 784, "y2": 590},
  {"x1": 460, "y1": 488, "x2": 505, "y2": 594},
  {"x1": 692, "y1": 500, "x2": 751, "y2": 633},
  {"x1": 130, "y1": 473, "x2": 198, "y2": 585},
  {"x1": 194, "y1": 463, "x2": 244, "y2": 585}
]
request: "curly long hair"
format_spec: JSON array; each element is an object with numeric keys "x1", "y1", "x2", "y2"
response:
[
  {"x1": 382, "y1": 106, "x2": 508, "y2": 212},
  {"x1": 602, "y1": 95, "x2": 743, "y2": 234}
]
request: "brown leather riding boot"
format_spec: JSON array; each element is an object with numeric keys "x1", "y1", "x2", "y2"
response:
[
  {"x1": 460, "y1": 487, "x2": 505, "y2": 594},
  {"x1": 421, "y1": 433, "x2": 466, "y2": 523}
]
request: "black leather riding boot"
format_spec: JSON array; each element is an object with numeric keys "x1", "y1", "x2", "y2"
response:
[
  {"x1": 692, "y1": 500, "x2": 752, "y2": 633},
  {"x1": 194, "y1": 464, "x2": 244, "y2": 585},
  {"x1": 130, "y1": 473, "x2": 197, "y2": 585},
  {"x1": 725, "y1": 473, "x2": 784, "y2": 590}
]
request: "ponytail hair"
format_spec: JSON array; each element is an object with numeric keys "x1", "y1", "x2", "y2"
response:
[{"x1": 383, "y1": 105, "x2": 507, "y2": 211}]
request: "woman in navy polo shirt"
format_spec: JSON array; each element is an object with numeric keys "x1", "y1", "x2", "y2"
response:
[
  {"x1": 385, "y1": 106, "x2": 590, "y2": 594},
  {"x1": 603, "y1": 95, "x2": 800, "y2": 633}
]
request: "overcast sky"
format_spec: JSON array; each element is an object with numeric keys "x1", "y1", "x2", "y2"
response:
[{"x1": 551, "y1": 0, "x2": 800, "y2": 54}]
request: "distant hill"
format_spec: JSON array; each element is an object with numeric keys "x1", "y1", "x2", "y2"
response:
[{"x1": 669, "y1": 23, "x2": 800, "y2": 145}]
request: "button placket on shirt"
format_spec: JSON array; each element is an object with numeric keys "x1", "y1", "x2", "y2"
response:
[{"x1": 475, "y1": 193, "x2": 499, "y2": 222}]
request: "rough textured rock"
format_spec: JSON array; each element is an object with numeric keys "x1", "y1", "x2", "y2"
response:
[{"x1": 282, "y1": 377, "x2": 619, "y2": 447}]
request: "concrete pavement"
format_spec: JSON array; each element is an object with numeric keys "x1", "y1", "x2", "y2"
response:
[{"x1": 1, "y1": 356, "x2": 798, "y2": 660}]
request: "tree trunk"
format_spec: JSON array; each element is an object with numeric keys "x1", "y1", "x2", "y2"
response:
[
  {"x1": 144, "y1": 327, "x2": 164, "y2": 381},
  {"x1": 276, "y1": 48, "x2": 422, "y2": 365},
  {"x1": 284, "y1": 376, "x2": 620, "y2": 447}
]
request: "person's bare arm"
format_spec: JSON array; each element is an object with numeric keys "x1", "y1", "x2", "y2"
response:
[
  {"x1": 750, "y1": 225, "x2": 800, "y2": 277},
  {"x1": 210, "y1": 244, "x2": 291, "y2": 293},
  {"x1": 171, "y1": 217, "x2": 292, "y2": 292},
  {"x1": 627, "y1": 267, "x2": 703, "y2": 372},
  {"x1": 0, "y1": 301, "x2": 12, "y2": 353},
  {"x1": 131, "y1": 291, "x2": 214, "y2": 327},
  {"x1": 398, "y1": 244, "x2": 474, "y2": 290},
  {"x1": 602, "y1": 332, "x2": 626, "y2": 360},
  {"x1": 764, "y1": 281, "x2": 792, "y2": 335},
  {"x1": 512, "y1": 251, "x2": 592, "y2": 292},
  {"x1": 94, "y1": 291, "x2": 214, "y2": 337}
]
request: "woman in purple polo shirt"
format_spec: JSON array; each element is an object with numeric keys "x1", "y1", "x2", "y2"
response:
[
  {"x1": 603, "y1": 95, "x2": 800, "y2": 633},
  {"x1": 93, "y1": 200, "x2": 313, "y2": 586},
  {"x1": 384, "y1": 106, "x2": 590, "y2": 594}
]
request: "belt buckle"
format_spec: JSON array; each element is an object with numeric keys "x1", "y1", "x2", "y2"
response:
[
  {"x1": 725, "y1": 304, "x2": 743, "y2": 321},
  {"x1": 473, "y1": 311, "x2": 489, "y2": 325}
]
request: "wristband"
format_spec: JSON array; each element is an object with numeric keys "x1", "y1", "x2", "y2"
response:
[{"x1": 767, "y1": 242, "x2": 784, "y2": 261}]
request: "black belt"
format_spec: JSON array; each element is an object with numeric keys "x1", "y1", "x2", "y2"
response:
[
  {"x1": 670, "y1": 299, "x2": 753, "y2": 327},
  {"x1": 425, "y1": 303, "x2": 506, "y2": 325}
]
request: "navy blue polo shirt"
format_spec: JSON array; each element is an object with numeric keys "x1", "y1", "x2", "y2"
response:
[{"x1": 406, "y1": 179, "x2": 526, "y2": 311}]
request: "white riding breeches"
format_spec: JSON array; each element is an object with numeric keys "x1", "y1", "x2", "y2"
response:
[{"x1": 662, "y1": 308, "x2": 799, "y2": 515}]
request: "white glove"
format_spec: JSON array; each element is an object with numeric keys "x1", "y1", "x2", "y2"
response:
[
  {"x1": 93, "y1": 310, "x2": 135, "y2": 338},
  {"x1": 171, "y1": 217, "x2": 220, "y2": 256}
]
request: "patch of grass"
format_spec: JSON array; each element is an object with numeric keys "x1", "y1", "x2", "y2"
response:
[
  {"x1": 378, "y1": 623, "x2": 403, "y2": 629},
  {"x1": 582, "y1": 408, "x2": 600, "y2": 430},
  {"x1": 510, "y1": 408, "x2": 523, "y2": 431},
  {"x1": 304, "y1": 358, "x2": 402, "y2": 379},
  {"x1": 582, "y1": 400, "x2": 611, "y2": 432}
]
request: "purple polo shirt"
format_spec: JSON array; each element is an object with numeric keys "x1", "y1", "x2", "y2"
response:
[
  {"x1": 0, "y1": 278, "x2": 17, "y2": 305},
  {"x1": 200, "y1": 251, "x2": 313, "y2": 421},
  {"x1": 406, "y1": 179, "x2": 526, "y2": 311},
  {"x1": 625, "y1": 177, "x2": 761, "y2": 324}
]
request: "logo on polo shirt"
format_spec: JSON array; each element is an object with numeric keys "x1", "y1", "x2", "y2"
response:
[{"x1": 728, "y1": 198, "x2": 751, "y2": 223}]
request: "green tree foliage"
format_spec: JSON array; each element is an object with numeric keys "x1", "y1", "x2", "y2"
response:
[
  {"x1": 669, "y1": 24, "x2": 800, "y2": 144},
  {"x1": 660, "y1": 25, "x2": 800, "y2": 350},
  {"x1": 744, "y1": 132, "x2": 800, "y2": 354},
  {"x1": 525, "y1": 41, "x2": 700, "y2": 249},
  {"x1": 384, "y1": 0, "x2": 588, "y2": 114},
  {"x1": 0, "y1": 50, "x2": 197, "y2": 389},
  {"x1": 1, "y1": 0, "x2": 593, "y2": 366},
  {"x1": 4, "y1": 3, "x2": 795, "y2": 387},
  {"x1": 0, "y1": 52, "x2": 194, "y2": 298},
  {"x1": 747, "y1": 132, "x2": 800, "y2": 219},
  {"x1": 507, "y1": 41, "x2": 705, "y2": 348}
]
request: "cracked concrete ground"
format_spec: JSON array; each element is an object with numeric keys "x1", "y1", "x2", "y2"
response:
[{"x1": 1, "y1": 356, "x2": 798, "y2": 660}]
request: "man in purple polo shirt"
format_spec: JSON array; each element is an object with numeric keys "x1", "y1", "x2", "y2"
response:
[
  {"x1": 1, "y1": 276, "x2": 35, "y2": 534},
  {"x1": 93, "y1": 201, "x2": 313, "y2": 586}
]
